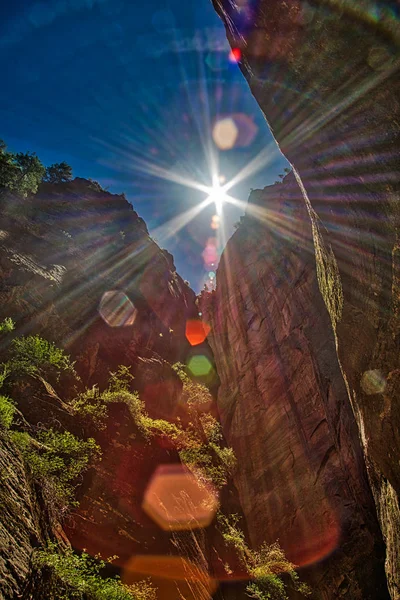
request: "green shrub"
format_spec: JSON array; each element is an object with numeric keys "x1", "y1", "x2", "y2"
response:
[
  {"x1": 172, "y1": 362, "x2": 190, "y2": 383},
  {"x1": 0, "y1": 364, "x2": 10, "y2": 389},
  {"x1": 217, "y1": 514, "x2": 311, "y2": 600},
  {"x1": 102, "y1": 389, "x2": 143, "y2": 423},
  {"x1": 179, "y1": 441, "x2": 235, "y2": 488},
  {"x1": 108, "y1": 365, "x2": 134, "y2": 392},
  {"x1": 0, "y1": 395, "x2": 15, "y2": 429},
  {"x1": 246, "y1": 578, "x2": 287, "y2": 600},
  {"x1": 217, "y1": 513, "x2": 249, "y2": 562},
  {"x1": 0, "y1": 317, "x2": 15, "y2": 334},
  {"x1": 12, "y1": 429, "x2": 101, "y2": 508},
  {"x1": 73, "y1": 366, "x2": 137, "y2": 431},
  {"x1": 8, "y1": 334, "x2": 75, "y2": 381},
  {"x1": 199, "y1": 413, "x2": 222, "y2": 443},
  {"x1": 173, "y1": 362, "x2": 212, "y2": 408},
  {"x1": 72, "y1": 386, "x2": 109, "y2": 430},
  {"x1": 139, "y1": 415, "x2": 183, "y2": 441},
  {"x1": 33, "y1": 542, "x2": 156, "y2": 600}
]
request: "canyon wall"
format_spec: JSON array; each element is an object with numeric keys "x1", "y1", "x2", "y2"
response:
[
  {"x1": 0, "y1": 179, "x2": 223, "y2": 599},
  {"x1": 210, "y1": 0, "x2": 400, "y2": 597},
  {"x1": 0, "y1": 178, "x2": 203, "y2": 388},
  {"x1": 201, "y1": 178, "x2": 389, "y2": 598}
]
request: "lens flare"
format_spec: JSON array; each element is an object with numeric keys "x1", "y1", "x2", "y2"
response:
[
  {"x1": 186, "y1": 319, "x2": 211, "y2": 346},
  {"x1": 142, "y1": 464, "x2": 219, "y2": 531},
  {"x1": 229, "y1": 47, "x2": 242, "y2": 63},
  {"x1": 207, "y1": 176, "x2": 228, "y2": 215}
]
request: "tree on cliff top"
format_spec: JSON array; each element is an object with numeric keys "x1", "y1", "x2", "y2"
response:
[
  {"x1": 0, "y1": 139, "x2": 45, "y2": 196},
  {"x1": 43, "y1": 161, "x2": 73, "y2": 184}
]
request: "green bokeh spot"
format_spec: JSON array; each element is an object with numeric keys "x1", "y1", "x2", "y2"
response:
[{"x1": 187, "y1": 355, "x2": 212, "y2": 377}]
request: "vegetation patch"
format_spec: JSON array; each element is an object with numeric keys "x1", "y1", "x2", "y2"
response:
[
  {"x1": 11, "y1": 429, "x2": 100, "y2": 510},
  {"x1": 33, "y1": 542, "x2": 156, "y2": 600},
  {"x1": 217, "y1": 513, "x2": 311, "y2": 600},
  {"x1": 73, "y1": 363, "x2": 236, "y2": 488},
  {"x1": 0, "y1": 395, "x2": 15, "y2": 429},
  {"x1": 0, "y1": 317, "x2": 15, "y2": 334},
  {"x1": 7, "y1": 334, "x2": 76, "y2": 381},
  {"x1": 0, "y1": 320, "x2": 100, "y2": 512}
]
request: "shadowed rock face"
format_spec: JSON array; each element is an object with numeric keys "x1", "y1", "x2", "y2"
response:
[
  {"x1": 210, "y1": 0, "x2": 399, "y2": 597},
  {"x1": 0, "y1": 178, "x2": 199, "y2": 389}
]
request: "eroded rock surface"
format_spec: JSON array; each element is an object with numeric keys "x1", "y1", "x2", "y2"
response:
[{"x1": 0, "y1": 431, "x2": 42, "y2": 599}]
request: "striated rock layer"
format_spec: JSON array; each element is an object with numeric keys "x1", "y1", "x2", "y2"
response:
[{"x1": 211, "y1": 0, "x2": 400, "y2": 597}]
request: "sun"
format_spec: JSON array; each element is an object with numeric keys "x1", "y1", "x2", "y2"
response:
[{"x1": 207, "y1": 175, "x2": 228, "y2": 215}]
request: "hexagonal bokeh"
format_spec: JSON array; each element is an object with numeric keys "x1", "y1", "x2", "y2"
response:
[
  {"x1": 367, "y1": 46, "x2": 393, "y2": 71},
  {"x1": 212, "y1": 117, "x2": 238, "y2": 150},
  {"x1": 187, "y1": 354, "x2": 213, "y2": 377},
  {"x1": 142, "y1": 464, "x2": 219, "y2": 531},
  {"x1": 212, "y1": 113, "x2": 258, "y2": 150},
  {"x1": 361, "y1": 369, "x2": 387, "y2": 395},
  {"x1": 98, "y1": 290, "x2": 137, "y2": 327},
  {"x1": 228, "y1": 47, "x2": 242, "y2": 63},
  {"x1": 123, "y1": 554, "x2": 217, "y2": 600},
  {"x1": 205, "y1": 52, "x2": 227, "y2": 72},
  {"x1": 185, "y1": 319, "x2": 211, "y2": 346},
  {"x1": 231, "y1": 113, "x2": 258, "y2": 147}
]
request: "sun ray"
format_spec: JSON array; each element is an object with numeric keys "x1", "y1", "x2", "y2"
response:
[
  {"x1": 222, "y1": 141, "x2": 280, "y2": 193},
  {"x1": 151, "y1": 195, "x2": 214, "y2": 245}
]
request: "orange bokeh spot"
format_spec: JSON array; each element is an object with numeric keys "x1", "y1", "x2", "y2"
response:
[
  {"x1": 229, "y1": 47, "x2": 241, "y2": 63},
  {"x1": 123, "y1": 555, "x2": 217, "y2": 599},
  {"x1": 211, "y1": 215, "x2": 220, "y2": 230},
  {"x1": 186, "y1": 319, "x2": 211, "y2": 346},
  {"x1": 142, "y1": 464, "x2": 219, "y2": 531}
]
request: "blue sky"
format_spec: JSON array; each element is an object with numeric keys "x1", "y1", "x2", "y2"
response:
[{"x1": 0, "y1": 0, "x2": 288, "y2": 290}]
